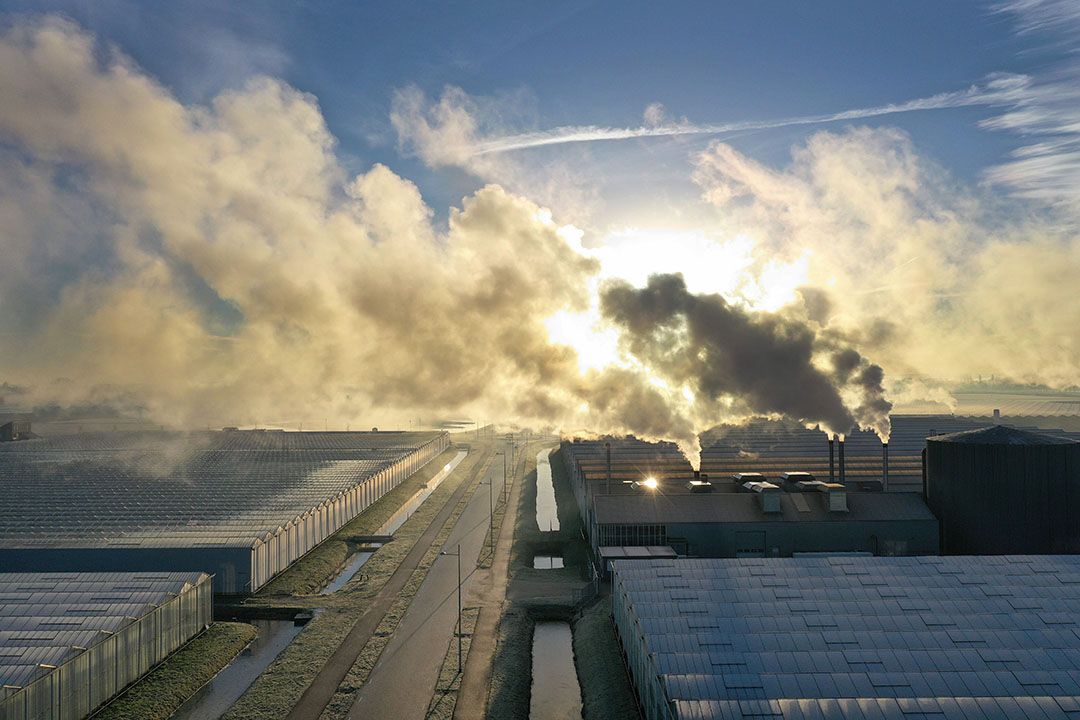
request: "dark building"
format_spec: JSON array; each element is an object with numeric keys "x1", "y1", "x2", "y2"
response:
[
  {"x1": 927, "y1": 425, "x2": 1080, "y2": 554},
  {"x1": 590, "y1": 488, "x2": 939, "y2": 563},
  {"x1": 0, "y1": 416, "x2": 31, "y2": 441}
]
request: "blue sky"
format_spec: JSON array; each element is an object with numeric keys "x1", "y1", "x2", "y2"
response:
[{"x1": 1, "y1": 0, "x2": 1067, "y2": 226}]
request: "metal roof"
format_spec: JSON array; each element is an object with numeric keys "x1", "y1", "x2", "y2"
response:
[
  {"x1": 0, "y1": 430, "x2": 444, "y2": 549},
  {"x1": 0, "y1": 572, "x2": 207, "y2": 695},
  {"x1": 928, "y1": 424, "x2": 1079, "y2": 446},
  {"x1": 593, "y1": 492, "x2": 936, "y2": 525},
  {"x1": 612, "y1": 556, "x2": 1080, "y2": 718}
]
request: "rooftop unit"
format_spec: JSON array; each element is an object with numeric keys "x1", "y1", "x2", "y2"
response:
[
  {"x1": 741, "y1": 480, "x2": 782, "y2": 513},
  {"x1": 794, "y1": 480, "x2": 848, "y2": 512}
]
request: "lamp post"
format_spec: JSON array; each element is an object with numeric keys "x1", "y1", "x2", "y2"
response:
[
  {"x1": 481, "y1": 476, "x2": 493, "y2": 551},
  {"x1": 440, "y1": 544, "x2": 463, "y2": 669},
  {"x1": 497, "y1": 450, "x2": 507, "y2": 503}
]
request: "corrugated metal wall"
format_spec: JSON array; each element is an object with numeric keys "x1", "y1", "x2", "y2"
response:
[
  {"x1": 246, "y1": 431, "x2": 448, "y2": 592},
  {"x1": 927, "y1": 438, "x2": 1080, "y2": 555},
  {"x1": 0, "y1": 573, "x2": 212, "y2": 720}
]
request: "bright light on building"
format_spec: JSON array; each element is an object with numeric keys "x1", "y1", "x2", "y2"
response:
[{"x1": 642, "y1": 477, "x2": 659, "y2": 489}]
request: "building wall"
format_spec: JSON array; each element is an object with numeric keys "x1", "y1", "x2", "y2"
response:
[
  {"x1": 927, "y1": 439, "x2": 1080, "y2": 554},
  {"x1": 0, "y1": 547, "x2": 251, "y2": 595},
  {"x1": 662, "y1": 518, "x2": 939, "y2": 558},
  {"x1": 0, "y1": 574, "x2": 212, "y2": 720}
]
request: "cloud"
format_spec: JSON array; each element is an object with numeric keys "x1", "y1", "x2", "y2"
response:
[
  {"x1": 691, "y1": 126, "x2": 1080, "y2": 393},
  {"x1": 0, "y1": 17, "x2": 602, "y2": 431},
  {"x1": 0, "y1": 17, "x2": 915, "y2": 463},
  {"x1": 462, "y1": 75, "x2": 1029, "y2": 156},
  {"x1": 390, "y1": 84, "x2": 598, "y2": 221}
]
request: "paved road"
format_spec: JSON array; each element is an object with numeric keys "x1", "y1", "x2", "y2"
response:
[
  {"x1": 346, "y1": 440, "x2": 510, "y2": 720},
  {"x1": 285, "y1": 447, "x2": 494, "y2": 720}
]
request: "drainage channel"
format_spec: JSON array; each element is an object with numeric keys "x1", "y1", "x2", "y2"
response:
[
  {"x1": 169, "y1": 619, "x2": 306, "y2": 720},
  {"x1": 529, "y1": 621, "x2": 582, "y2": 719},
  {"x1": 535, "y1": 448, "x2": 559, "y2": 532},
  {"x1": 377, "y1": 449, "x2": 468, "y2": 537}
]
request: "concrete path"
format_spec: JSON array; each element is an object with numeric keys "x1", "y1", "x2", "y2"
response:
[
  {"x1": 285, "y1": 447, "x2": 493, "y2": 720},
  {"x1": 346, "y1": 439, "x2": 511, "y2": 720}
]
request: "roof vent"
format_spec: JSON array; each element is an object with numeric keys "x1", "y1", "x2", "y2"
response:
[
  {"x1": 733, "y1": 472, "x2": 766, "y2": 483},
  {"x1": 820, "y1": 482, "x2": 848, "y2": 512},
  {"x1": 686, "y1": 478, "x2": 714, "y2": 493},
  {"x1": 743, "y1": 480, "x2": 782, "y2": 513},
  {"x1": 780, "y1": 471, "x2": 814, "y2": 490}
]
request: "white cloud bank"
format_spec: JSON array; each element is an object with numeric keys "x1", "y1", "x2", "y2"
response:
[{"x1": 0, "y1": 17, "x2": 904, "y2": 465}]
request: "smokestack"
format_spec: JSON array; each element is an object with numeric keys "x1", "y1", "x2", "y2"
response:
[
  {"x1": 694, "y1": 469, "x2": 700, "y2": 481},
  {"x1": 838, "y1": 437, "x2": 846, "y2": 484},
  {"x1": 605, "y1": 441, "x2": 612, "y2": 495},
  {"x1": 882, "y1": 442, "x2": 889, "y2": 492},
  {"x1": 828, "y1": 436, "x2": 835, "y2": 482},
  {"x1": 993, "y1": 408, "x2": 1001, "y2": 423}
]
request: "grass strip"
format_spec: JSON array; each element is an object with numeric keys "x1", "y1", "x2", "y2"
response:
[
  {"x1": 96, "y1": 622, "x2": 257, "y2": 720},
  {"x1": 424, "y1": 605, "x2": 480, "y2": 720},
  {"x1": 572, "y1": 597, "x2": 640, "y2": 720},
  {"x1": 484, "y1": 607, "x2": 533, "y2": 720},
  {"x1": 223, "y1": 444, "x2": 492, "y2": 720}
]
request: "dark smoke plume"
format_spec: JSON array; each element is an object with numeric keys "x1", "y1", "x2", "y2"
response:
[{"x1": 600, "y1": 273, "x2": 892, "y2": 442}]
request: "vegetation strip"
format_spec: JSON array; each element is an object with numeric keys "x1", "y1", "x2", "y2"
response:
[
  {"x1": 95, "y1": 622, "x2": 258, "y2": 720},
  {"x1": 424, "y1": 605, "x2": 480, "y2": 720},
  {"x1": 224, "y1": 443, "x2": 492, "y2": 720}
]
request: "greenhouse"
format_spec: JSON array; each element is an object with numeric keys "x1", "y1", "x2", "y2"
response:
[
  {"x1": 0, "y1": 571, "x2": 212, "y2": 720},
  {"x1": 0, "y1": 430, "x2": 449, "y2": 593},
  {"x1": 612, "y1": 555, "x2": 1080, "y2": 720}
]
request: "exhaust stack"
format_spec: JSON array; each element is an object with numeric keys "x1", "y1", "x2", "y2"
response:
[
  {"x1": 828, "y1": 437, "x2": 835, "y2": 483},
  {"x1": 605, "y1": 441, "x2": 611, "y2": 495},
  {"x1": 882, "y1": 442, "x2": 889, "y2": 491},
  {"x1": 838, "y1": 437, "x2": 846, "y2": 484}
]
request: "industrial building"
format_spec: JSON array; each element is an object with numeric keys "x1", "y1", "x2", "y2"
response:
[
  {"x1": 612, "y1": 555, "x2": 1080, "y2": 720},
  {"x1": 0, "y1": 430, "x2": 449, "y2": 593},
  {"x1": 0, "y1": 571, "x2": 212, "y2": 720},
  {"x1": 700, "y1": 415, "x2": 1078, "y2": 493},
  {"x1": 927, "y1": 425, "x2": 1080, "y2": 555},
  {"x1": 560, "y1": 437, "x2": 938, "y2": 572},
  {"x1": 591, "y1": 490, "x2": 939, "y2": 562}
]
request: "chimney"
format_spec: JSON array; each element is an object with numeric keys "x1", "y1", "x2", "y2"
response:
[
  {"x1": 838, "y1": 438, "x2": 846, "y2": 484},
  {"x1": 605, "y1": 441, "x2": 611, "y2": 495},
  {"x1": 828, "y1": 436, "x2": 835, "y2": 482},
  {"x1": 882, "y1": 442, "x2": 889, "y2": 492},
  {"x1": 993, "y1": 408, "x2": 1001, "y2": 423},
  {"x1": 694, "y1": 469, "x2": 700, "y2": 481}
]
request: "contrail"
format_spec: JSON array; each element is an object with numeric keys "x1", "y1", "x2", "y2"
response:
[{"x1": 470, "y1": 74, "x2": 1029, "y2": 156}]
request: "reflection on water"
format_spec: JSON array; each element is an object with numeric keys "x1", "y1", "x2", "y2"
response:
[
  {"x1": 535, "y1": 448, "x2": 559, "y2": 532},
  {"x1": 321, "y1": 547, "x2": 380, "y2": 594},
  {"x1": 169, "y1": 620, "x2": 304, "y2": 720},
  {"x1": 377, "y1": 450, "x2": 468, "y2": 536},
  {"x1": 529, "y1": 621, "x2": 582, "y2": 719},
  {"x1": 532, "y1": 555, "x2": 564, "y2": 569}
]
